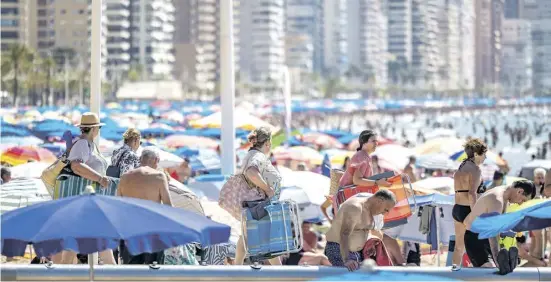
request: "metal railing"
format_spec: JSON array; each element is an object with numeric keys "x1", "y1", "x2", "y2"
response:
[{"x1": 2, "y1": 264, "x2": 550, "y2": 281}]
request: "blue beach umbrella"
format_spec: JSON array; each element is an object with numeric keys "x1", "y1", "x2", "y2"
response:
[{"x1": 1, "y1": 193, "x2": 231, "y2": 258}]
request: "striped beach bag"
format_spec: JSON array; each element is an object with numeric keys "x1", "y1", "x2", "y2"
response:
[
  {"x1": 242, "y1": 200, "x2": 302, "y2": 259},
  {"x1": 53, "y1": 174, "x2": 119, "y2": 199}
]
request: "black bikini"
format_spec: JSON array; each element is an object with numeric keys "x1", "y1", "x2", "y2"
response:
[{"x1": 452, "y1": 159, "x2": 483, "y2": 223}]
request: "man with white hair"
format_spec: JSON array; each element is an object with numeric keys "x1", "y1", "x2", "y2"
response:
[{"x1": 117, "y1": 148, "x2": 173, "y2": 264}]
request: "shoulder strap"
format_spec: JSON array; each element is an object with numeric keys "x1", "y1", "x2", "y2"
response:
[{"x1": 115, "y1": 150, "x2": 130, "y2": 167}]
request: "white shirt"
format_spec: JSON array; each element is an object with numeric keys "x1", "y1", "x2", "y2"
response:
[{"x1": 68, "y1": 138, "x2": 108, "y2": 175}]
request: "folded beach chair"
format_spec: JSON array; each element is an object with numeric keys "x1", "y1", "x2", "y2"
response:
[
  {"x1": 53, "y1": 174, "x2": 119, "y2": 199},
  {"x1": 242, "y1": 200, "x2": 302, "y2": 261},
  {"x1": 334, "y1": 174, "x2": 415, "y2": 225}
]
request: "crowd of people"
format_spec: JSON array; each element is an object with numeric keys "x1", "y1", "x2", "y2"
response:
[{"x1": 4, "y1": 105, "x2": 549, "y2": 274}]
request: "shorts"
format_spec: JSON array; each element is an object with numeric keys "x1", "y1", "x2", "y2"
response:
[
  {"x1": 452, "y1": 205, "x2": 471, "y2": 223},
  {"x1": 464, "y1": 230, "x2": 493, "y2": 267},
  {"x1": 324, "y1": 242, "x2": 363, "y2": 267}
]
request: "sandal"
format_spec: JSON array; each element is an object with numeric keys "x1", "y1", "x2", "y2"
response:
[
  {"x1": 497, "y1": 249, "x2": 511, "y2": 275},
  {"x1": 509, "y1": 247, "x2": 519, "y2": 272}
]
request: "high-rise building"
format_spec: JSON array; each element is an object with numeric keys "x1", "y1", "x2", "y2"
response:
[
  {"x1": 128, "y1": 0, "x2": 175, "y2": 79},
  {"x1": 474, "y1": 0, "x2": 504, "y2": 89},
  {"x1": 504, "y1": 0, "x2": 523, "y2": 18},
  {"x1": 346, "y1": 0, "x2": 388, "y2": 88},
  {"x1": 387, "y1": 0, "x2": 413, "y2": 65},
  {"x1": 523, "y1": 0, "x2": 551, "y2": 95},
  {"x1": 323, "y1": 0, "x2": 348, "y2": 75},
  {"x1": 437, "y1": 0, "x2": 462, "y2": 90},
  {"x1": 285, "y1": 0, "x2": 323, "y2": 73},
  {"x1": 459, "y1": 0, "x2": 476, "y2": 89},
  {"x1": 411, "y1": 0, "x2": 440, "y2": 88},
  {"x1": 501, "y1": 19, "x2": 532, "y2": 96},
  {"x1": 0, "y1": 0, "x2": 31, "y2": 51},
  {"x1": 238, "y1": 0, "x2": 286, "y2": 87},
  {"x1": 172, "y1": 0, "x2": 240, "y2": 92},
  {"x1": 105, "y1": 0, "x2": 131, "y2": 80}
]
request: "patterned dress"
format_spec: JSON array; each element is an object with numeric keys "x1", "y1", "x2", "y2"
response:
[
  {"x1": 163, "y1": 244, "x2": 199, "y2": 265},
  {"x1": 111, "y1": 144, "x2": 140, "y2": 176}
]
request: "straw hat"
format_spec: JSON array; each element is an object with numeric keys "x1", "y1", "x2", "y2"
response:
[{"x1": 77, "y1": 112, "x2": 105, "y2": 127}]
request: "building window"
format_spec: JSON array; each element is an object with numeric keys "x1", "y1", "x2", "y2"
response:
[
  {"x1": 0, "y1": 19, "x2": 18, "y2": 27},
  {"x1": 38, "y1": 9, "x2": 48, "y2": 16},
  {"x1": 61, "y1": 9, "x2": 66, "y2": 14},
  {"x1": 1, "y1": 31, "x2": 19, "y2": 39},
  {"x1": 1, "y1": 8, "x2": 18, "y2": 15},
  {"x1": 79, "y1": 9, "x2": 85, "y2": 14}
]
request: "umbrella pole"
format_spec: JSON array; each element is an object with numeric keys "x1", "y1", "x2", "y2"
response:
[{"x1": 88, "y1": 252, "x2": 97, "y2": 282}]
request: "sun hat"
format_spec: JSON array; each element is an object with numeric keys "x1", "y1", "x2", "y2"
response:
[{"x1": 77, "y1": 112, "x2": 105, "y2": 127}]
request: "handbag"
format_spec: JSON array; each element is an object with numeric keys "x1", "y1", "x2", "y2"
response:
[
  {"x1": 219, "y1": 151, "x2": 268, "y2": 220},
  {"x1": 106, "y1": 150, "x2": 128, "y2": 178},
  {"x1": 40, "y1": 139, "x2": 86, "y2": 194}
]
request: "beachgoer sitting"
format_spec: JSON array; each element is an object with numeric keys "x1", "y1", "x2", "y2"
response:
[
  {"x1": 324, "y1": 190, "x2": 396, "y2": 271},
  {"x1": 117, "y1": 149, "x2": 173, "y2": 264}
]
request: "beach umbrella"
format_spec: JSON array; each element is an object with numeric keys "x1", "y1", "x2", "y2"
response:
[
  {"x1": 372, "y1": 144, "x2": 415, "y2": 172},
  {"x1": 471, "y1": 199, "x2": 551, "y2": 239},
  {"x1": 0, "y1": 136, "x2": 44, "y2": 146},
  {"x1": 414, "y1": 137, "x2": 465, "y2": 155},
  {"x1": 137, "y1": 146, "x2": 183, "y2": 169},
  {"x1": 165, "y1": 135, "x2": 219, "y2": 149},
  {"x1": 187, "y1": 174, "x2": 229, "y2": 201},
  {"x1": 0, "y1": 146, "x2": 57, "y2": 166},
  {"x1": 416, "y1": 153, "x2": 458, "y2": 170},
  {"x1": 321, "y1": 149, "x2": 354, "y2": 167},
  {"x1": 9, "y1": 162, "x2": 51, "y2": 179},
  {"x1": 298, "y1": 132, "x2": 344, "y2": 149},
  {"x1": 412, "y1": 177, "x2": 454, "y2": 195},
  {"x1": 0, "y1": 178, "x2": 52, "y2": 214},
  {"x1": 279, "y1": 186, "x2": 325, "y2": 221},
  {"x1": 273, "y1": 146, "x2": 324, "y2": 165},
  {"x1": 190, "y1": 111, "x2": 276, "y2": 131},
  {"x1": 347, "y1": 136, "x2": 395, "y2": 151},
  {"x1": 188, "y1": 149, "x2": 221, "y2": 172},
  {"x1": 1, "y1": 191, "x2": 230, "y2": 280},
  {"x1": 450, "y1": 150, "x2": 506, "y2": 166}
]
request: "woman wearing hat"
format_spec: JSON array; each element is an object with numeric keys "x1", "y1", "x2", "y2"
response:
[
  {"x1": 68, "y1": 112, "x2": 110, "y2": 189},
  {"x1": 57, "y1": 112, "x2": 115, "y2": 264}
]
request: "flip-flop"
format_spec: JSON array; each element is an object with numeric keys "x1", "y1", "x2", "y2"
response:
[
  {"x1": 497, "y1": 249, "x2": 511, "y2": 275},
  {"x1": 509, "y1": 247, "x2": 519, "y2": 271}
]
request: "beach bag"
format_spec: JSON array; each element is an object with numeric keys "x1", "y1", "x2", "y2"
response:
[
  {"x1": 329, "y1": 169, "x2": 344, "y2": 195},
  {"x1": 219, "y1": 151, "x2": 270, "y2": 220},
  {"x1": 53, "y1": 174, "x2": 119, "y2": 199},
  {"x1": 219, "y1": 174, "x2": 266, "y2": 220},
  {"x1": 40, "y1": 139, "x2": 87, "y2": 194}
]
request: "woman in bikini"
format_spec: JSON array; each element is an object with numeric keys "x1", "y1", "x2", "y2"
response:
[{"x1": 452, "y1": 138, "x2": 487, "y2": 266}]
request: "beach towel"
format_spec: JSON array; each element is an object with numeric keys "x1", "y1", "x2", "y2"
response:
[{"x1": 362, "y1": 237, "x2": 393, "y2": 266}]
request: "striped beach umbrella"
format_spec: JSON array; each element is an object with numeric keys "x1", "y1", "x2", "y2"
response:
[{"x1": 0, "y1": 146, "x2": 56, "y2": 166}]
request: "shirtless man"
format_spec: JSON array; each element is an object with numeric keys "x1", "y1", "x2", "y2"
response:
[
  {"x1": 464, "y1": 180, "x2": 535, "y2": 272},
  {"x1": 403, "y1": 156, "x2": 417, "y2": 183},
  {"x1": 118, "y1": 148, "x2": 172, "y2": 205},
  {"x1": 117, "y1": 149, "x2": 173, "y2": 264},
  {"x1": 324, "y1": 190, "x2": 396, "y2": 271}
]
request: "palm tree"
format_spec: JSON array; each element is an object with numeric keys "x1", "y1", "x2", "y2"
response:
[
  {"x1": 126, "y1": 64, "x2": 143, "y2": 82},
  {"x1": 40, "y1": 55, "x2": 56, "y2": 106},
  {"x1": 1, "y1": 44, "x2": 34, "y2": 106}
]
